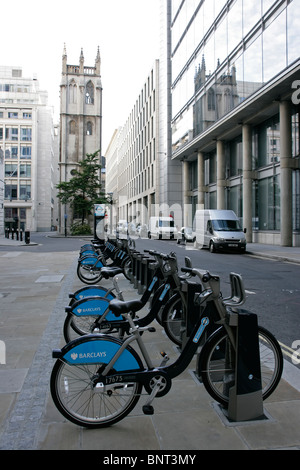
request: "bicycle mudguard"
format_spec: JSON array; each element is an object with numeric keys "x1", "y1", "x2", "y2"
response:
[
  {"x1": 79, "y1": 256, "x2": 104, "y2": 269},
  {"x1": 53, "y1": 335, "x2": 142, "y2": 370},
  {"x1": 71, "y1": 286, "x2": 115, "y2": 301},
  {"x1": 67, "y1": 297, "x2": 123, "y2": 321}
]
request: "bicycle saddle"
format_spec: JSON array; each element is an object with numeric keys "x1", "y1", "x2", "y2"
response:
[
  {"x1": 109, "y1": 298, "x2": 144, "y2": 316},
  {"x1": 101, "y1": 267, "x2": 124, "y2": 278}
]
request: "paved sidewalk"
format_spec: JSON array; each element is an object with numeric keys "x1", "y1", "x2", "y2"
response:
[{"x1": 0, "y1": 239, "x2": 300, "y2": 450}]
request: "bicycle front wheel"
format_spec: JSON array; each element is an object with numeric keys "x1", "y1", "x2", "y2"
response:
[
  {"x1": 77, "y1": 263, "x2": 102, "y2": 284},
  {"x1": 51, "y1": 359, "x2": 143, "y2": 428},
  {"x1": 161, "y1": 294, "x2": 184, "y2": 346},
  {"x1": 198, "y1": 326, "x2": 283, "y2": 408}
]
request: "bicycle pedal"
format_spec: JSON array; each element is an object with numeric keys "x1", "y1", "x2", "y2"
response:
[
  {"x1": 142, "y1": 405, "x2": 154, "y2": 415},
  {"x1": 159, "y1": 351, "x2": 169, "y2": 366}
]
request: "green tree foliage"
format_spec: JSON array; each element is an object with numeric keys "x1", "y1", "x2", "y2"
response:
[{"x1": 56, "y1": 150, "x2": 107, "y2": 226}]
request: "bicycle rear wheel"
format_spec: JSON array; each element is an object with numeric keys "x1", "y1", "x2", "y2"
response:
[{"x1": 198, "y1": 326, "x2": 283, "y2": 408}]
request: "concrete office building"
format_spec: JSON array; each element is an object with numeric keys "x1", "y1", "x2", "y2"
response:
[
  {"x1": 105, "y1": 2, "x2": 183, "y2": 227},
  {"x1": 0, "y1": 66, "x2": 58, "y2": 233},
  {"x1": 59, "y1": 46, "x2": 103, "y2": 233},
  {"x1": 106, "y1": 62, "x2": 160, "y2": 226},
  {"x1": 170, "y1": 0, "x2": 300, "y2": 246}
]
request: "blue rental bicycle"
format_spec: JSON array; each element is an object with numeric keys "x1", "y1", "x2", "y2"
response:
[{"x1": 50, "y1": 267, "x2": 283, "y2": 428}]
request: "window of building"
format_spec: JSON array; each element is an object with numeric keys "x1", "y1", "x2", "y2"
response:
[
  {"x1": 85, "y1": 81, "x2": 94, "y2": 104},
  {"x1": 86, "y1": 121, "x2": 93, "y2": 135},
  {"x1": 20, "y1": 146, "x2": 31, "y2": 159},
  {"x1": 8, "y1": 112, "x2": 18, "y2": 119},
  {"x1": 4, "y1": 146, "x2": 18, "y2": 159},
  {"x1": 20, "y1": 163, "x2": 31, "y2": 178},
  {"x1": 5, "y1": 127, "x2": 18, "y2": 141},
  {"x1": 23, "y1": 112, "x2": 32, "y2": 119},
  {"x1": 69, "y1": 120, "x2": 76, "y2": 135},
  {"x1": 257, "y1": 175, "x2": 280, "y2": 230},
  {"x1": 19, "y1": 181, "x2": 31, "y2": 200},
  {"x1": 5, "y1": 163, "x2": 18, "y2": 177},
  {"x1": 21, "y1": 127, "x2": 32, "y2": 141},
  {"x1": 4, "y1": 182, "x2": 18, "y2": 200},
  {"x1": 69, "y1": 80, "x2": 77, "y2": 104},
  {"x1": 293, "y1": 170, "x2": 300, "y2": 231}
]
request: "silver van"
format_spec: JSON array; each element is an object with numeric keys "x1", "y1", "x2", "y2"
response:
[{"x1": 193, "y1": 210, "x2": 247, "y2": 253}]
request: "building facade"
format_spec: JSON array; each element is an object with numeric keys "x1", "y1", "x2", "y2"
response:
[
  {"x1": 170, "y1": 0, "x2": 300, "y2": 246},
  {"x1": 106, "y1": 61, "x2": 161, "y2": 227},
  {"x1": 0, "y1": 66, "x2": 57, "y2": 233},
  {"x1": 59, "y1": 46, "x2": 103, "y2": 233}
]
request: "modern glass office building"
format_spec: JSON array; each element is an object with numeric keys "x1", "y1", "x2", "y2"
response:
[{"x1": 170, "y1": 0, "x2": 300, "y2": 246}]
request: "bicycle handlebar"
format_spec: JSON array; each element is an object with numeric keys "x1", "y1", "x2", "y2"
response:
[
  {"x1": 144, "y1": 249, "x2": 177, "y2": 261},
  {"x1": 181, "y1": 267, "x2": 219, "y2": 284}
]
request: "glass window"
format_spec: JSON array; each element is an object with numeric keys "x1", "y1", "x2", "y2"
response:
[
  {"x1": 4, "y1": 182, "x2": 18, "y2": 200},
  {"x1": 19, "y1": 181, "x2": 31, "y2": 200},
  {"x1": 243, "y1": 0, "x2": 262, "y2": 36},
  {"x1": 228, "y1": 1, "x2": 243, "y2": 54},
  {"x1": 5, "y1": 127, "x2": 18, "y2": 141},
  {"x1": 293, "y1": 170, "x2": 300, "y2": 230},
  {"x1": 287, "y1": 0, "x2": 300, "y2": 65},
  {"x1": 23, "y1": 113, "x2": 32, "y2": 119},
  {"x1": 253, "y1": 116, "x2": 280, "y2": 167},
  {"x1": 5, "y1": 163, "x2": 18, "y2": 177},
  {"x1": 243, "y1": 34, "x2": 263, "y2": 97},
  {"x1": 8, "y1": 112, "x2": 18, "y2": 119},
  {"x1": 20, "y1": 146, "x2": 31, "y2": 159},
  {"x1": 228, "y1": 139, "x2": 243, "y2": 177},
  {"x1": 214, "y1": 14, "x2": 227, "y2": 67},
  {"x1": 0, "y1": 128, "x2": 2, "y2": 140},
  {"x1": 228, "y1": 185, "x2": 242, "y2": 218},
  {"x1": 85, "y1": 81, "x2": 94, "y2": 104},
  {"x1": 19, "y1": 163, "x2": 31, "y2": 178},
  {"x1": 21, "y1": 127, "x2": 32, "y2": 141},
  {"x1": 292, "y1": 110, "x2": 299, "y2": 158},
  {"x1": 257, "y1": 175, "x2": 280, "y2": 230},
  {"x1": 263, "y1": 9, "x2": 287, "y2": 83},
  {"x1": 86, "y1": 121, "x2": 93, "y2": 135}
]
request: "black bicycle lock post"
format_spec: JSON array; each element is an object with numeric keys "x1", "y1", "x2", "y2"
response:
[{"x1": 226, "y1": 309, "x2": 264, "y2": 422}]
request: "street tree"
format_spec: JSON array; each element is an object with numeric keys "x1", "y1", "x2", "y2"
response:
[{"x1": 56, "y1": 150, "x2": 107, "y2": 232}]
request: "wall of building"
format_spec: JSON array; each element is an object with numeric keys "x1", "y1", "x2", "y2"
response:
[{"x1": 170, "y1": 0, "x2": 300, "y2": 246}]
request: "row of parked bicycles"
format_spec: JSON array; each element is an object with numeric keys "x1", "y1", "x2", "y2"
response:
[{"x1": 50, "y1": 237, "x2": 283, "y2": 428}]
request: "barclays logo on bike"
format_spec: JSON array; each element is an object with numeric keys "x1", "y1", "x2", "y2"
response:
[{"x1": 70, "y1": 351, "x2": 107, "y2": 362}]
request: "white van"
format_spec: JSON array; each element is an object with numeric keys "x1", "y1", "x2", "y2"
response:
[
  {"x1": 193, "y1": 210, "x2": 246, "y2": 253},
  {"x1": 148, "y1": 216, "x2": 178, "y2": 239}
]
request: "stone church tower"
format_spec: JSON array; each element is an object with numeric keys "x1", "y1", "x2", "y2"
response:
[{"x1": 59, "y1": 45, "x2": 103, "y2": 233}]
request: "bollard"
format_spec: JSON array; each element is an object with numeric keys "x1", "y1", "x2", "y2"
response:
[
  {"x1": 24, "y1": 231, "x2": 30, "y2": 245},
  {"x1": 227, "y1": 310, "x2": 264, "y2": 422}
]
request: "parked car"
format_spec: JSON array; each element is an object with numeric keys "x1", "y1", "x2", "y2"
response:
[{"x1": 177, "y1": 226, "x2": 195, "y2": 243}]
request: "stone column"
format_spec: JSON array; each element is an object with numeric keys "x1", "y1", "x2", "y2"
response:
[
  {"x1": 217, "y1": 140, "x2": 226, "y2": 209},
  {"x1": 242, "y1": 124, "x2": 253, "y2": 242},
  {"x1": 197, "y1": 151, "x2": 205, "y2": 207},
  {"x1": 280, "y1": 101, "x2": 293, "y2": 246},
  {"x1": 183, "y1": 160, "x2": 189, "y2": 226}
]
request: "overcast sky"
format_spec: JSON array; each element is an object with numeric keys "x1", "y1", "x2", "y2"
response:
[{"x1": 1, "y1": 0, "x2": 161, "y2": 152}]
